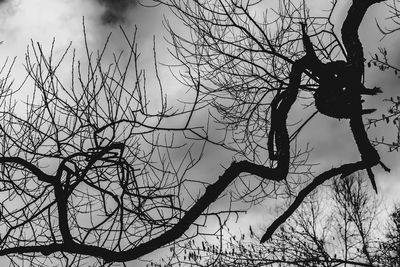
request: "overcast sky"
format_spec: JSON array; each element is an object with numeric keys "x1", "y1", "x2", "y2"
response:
[{"x1": 0, "y1": 0, "x2": 400, "y2": 266}]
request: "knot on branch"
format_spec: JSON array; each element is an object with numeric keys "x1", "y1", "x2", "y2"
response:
[
  {"x1": 300, "y1": 23, "x2": 380, "y2": 120},
  {"x1": 313, "y1": 60, "x2": 361, "y2": 119}
]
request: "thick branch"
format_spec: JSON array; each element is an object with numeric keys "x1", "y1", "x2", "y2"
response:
[
  {"x1": 268, "y1": 56, "x2": 305, "y2": 166},
  {"x1": 262, "y1": 0, "x2": 386, "y2": 242},
  {"x1": 0, "y1": 157, "x2": 54, "y2": 184},
  {"x1": 0, "y1": 160, "x2": 287, "y2": 262},
  {"x1": 260, "y1": 159, "x2": 376, "y2": 243},
  {"x1": 342, "y1": 0, "x2": 385, "y2": 79}
]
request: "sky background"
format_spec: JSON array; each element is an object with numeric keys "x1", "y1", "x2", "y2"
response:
[{"x1": 0, "y1": 0, "x2": 400, "y2": 266}]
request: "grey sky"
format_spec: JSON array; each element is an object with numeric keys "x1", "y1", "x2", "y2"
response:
[{"x1": 0, "y1": 0, "x2": 399, "y2": 266}]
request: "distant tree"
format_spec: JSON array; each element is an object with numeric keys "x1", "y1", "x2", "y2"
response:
[
  {"x1": 331, "y1": 172, "x2": 381, "y2": 265},
  {"x1": 378, "y1": 205, "x2": 400, "y2": 266},
  {"x1": 0, "y1": 0, "x2": 396, "y2": 266},
  {"x1": 161, "y1": 172, "x2": 383, "y2": 266}
]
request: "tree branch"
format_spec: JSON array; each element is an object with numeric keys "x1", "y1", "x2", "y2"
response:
[
  {"x1": 260, "y1": 159, "x2": 374, "y2": 243},
  {"x1": 0, "y1": 157, "x2": 54, "y2": 184}
]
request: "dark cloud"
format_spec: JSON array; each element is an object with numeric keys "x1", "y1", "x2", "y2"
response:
[{"x1": 97, "y1": 0, "x2": 137, "y2": 26}]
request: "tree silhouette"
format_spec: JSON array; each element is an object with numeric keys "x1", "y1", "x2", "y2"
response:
[
  {"x1": 0, "y1": 0, "x2": 396, "y2": 265},
  {"x1": 163, "y1": 172, "x2": 383, "y2": 266},
  {"x1": 159, "y1": 0, "x2": 389, "y2": 242},
  {"x1": 379, "y1": 205, "x2": 400, "y2": 265}
]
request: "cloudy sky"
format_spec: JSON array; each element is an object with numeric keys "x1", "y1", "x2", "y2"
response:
[{"x1": 0, "y1": 0, "x2": 400, "y2": 266}]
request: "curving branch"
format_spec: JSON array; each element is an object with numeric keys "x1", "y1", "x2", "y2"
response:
[
  {"x1": 262, "y1": 0, "x2": 388, "y2": 241},
  {"x1": 260, "y1": 159, "x2": 373, "y2": 242},
  {"x1": 0, "y1": 0, "x2": 390, "y2": 265},
  {"x1": 342, "y1": 0, "x2": 386, "y2": 78},
  {"x1": 0, "y1": 157, "x2": 55, "y2": 184},
  {"x1": 0, "y1": 160, "x2": 287, "y2": 262}
]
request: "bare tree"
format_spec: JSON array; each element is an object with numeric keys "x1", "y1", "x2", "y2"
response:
[
  {"x1": 377, "y1": 205, "x2": 400, "y2": 266},
  {"x1": 0, "y1": 0, "x2": 396, "y2": 265},
  {"x1": 331, "y1": 173, "x2": 381, "y2": 266},
  {"x1": 157, "y1": 0, "x2": 389, "y2": 240},
  {"x1": 0, "y1": 28, "x2": 206, "y2": 266},
  {"x1": 160, "y1": 172, "x2": 382, "y2": 267}
]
